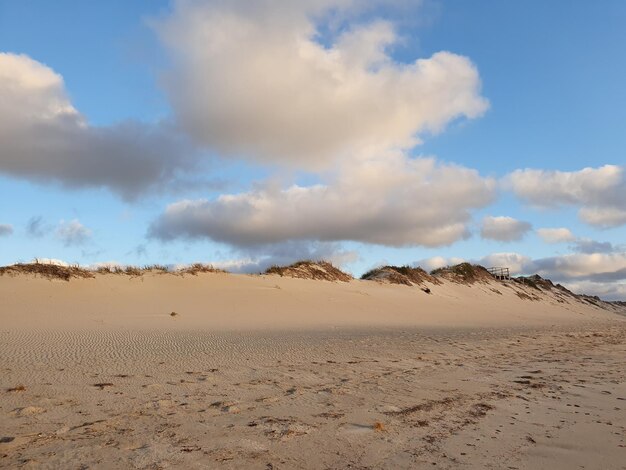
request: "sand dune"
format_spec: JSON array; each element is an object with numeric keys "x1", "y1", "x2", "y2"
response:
[
  {"x1": 1, "y1": 266, "x2": 625, "y2": 468},
  {"x1": 1, "y1": 265, "x2": 623, "y2": 331}
]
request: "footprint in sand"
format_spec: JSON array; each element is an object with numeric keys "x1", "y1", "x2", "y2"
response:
[
  {"x1": 210, "y1": 401, "x2": 241, "y2": 413},
  {"x1": 257, "y1": 417, "x2": 312, "y2": 440},
  {"x1": 147, "y1": 399, "x2": 175, "y2": 410},
  {"x1": 11, "y1": 406, "x2": 46, "y2": 417},
  {"x1": 142, "y1": 383, "x2": 162, "y2": 390},
  {"x1": 255, "y1": 396, "x2": 280, "y2": 404}
]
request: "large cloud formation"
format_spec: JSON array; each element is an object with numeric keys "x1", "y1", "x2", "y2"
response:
[
  {"x1": 156, "y1": 0, "x2": 488, "y2": 167},
  {"x1": 150, "y1": 156, "x2": 495, "y2": 247},
  {"x1": 507, "y1": 165, "x2": 626, "y2": 228},
  {"x1": 150, "y1": 0, "x2": 494, "y2": 248},
  {"x1": 0, "y1": 53, "x2": 195, "y2": 199}
]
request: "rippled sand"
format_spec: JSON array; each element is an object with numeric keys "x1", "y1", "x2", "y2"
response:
[{"x1": 1, "y1": 272, "x2": 625, "y2": 468}]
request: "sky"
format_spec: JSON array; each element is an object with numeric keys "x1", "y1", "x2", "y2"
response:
[{"x1": 0, "y1": 0, "x2": 625, "y2": 299}]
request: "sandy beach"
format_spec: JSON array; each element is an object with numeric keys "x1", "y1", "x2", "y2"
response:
[{"x1": 1, "y1": 268, "x2": 625, "y2": 469}]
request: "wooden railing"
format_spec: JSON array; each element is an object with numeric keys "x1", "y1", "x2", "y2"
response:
[{"x1": 487, "y1": 266, "x2": 510, "y2": 280}]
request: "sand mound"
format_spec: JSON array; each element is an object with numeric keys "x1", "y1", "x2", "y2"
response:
[
  {"x1": 0, "y1": 263, "x2": 94, "y2": 281},
  {"x1": 265, "y1": 261, "x2": 352, "y2": 282},
  {"x1": 95, "y1": 265, "x2": 167, "y2": 276},
  {"x1": 361, "y1": 266, "x2": 440, "y2": 286},
  {"x1": 177, "y1": 263, "x2": 226, "y2": 276},
  {"x1": 508, "y1": 275, "x2": 626, "y2": 314},
  {"x1": 96, "y1": 263, "x2": 226, "y2": 276},
  {"x1": 514, "y1": 274, "x2": 574, "y2": 294},
  {"x1": 1, "y1": 262, "x2": 228, "y2": 281},
  {"x1": 431, "y1": 263, "x2": 493, "y2": 284}
]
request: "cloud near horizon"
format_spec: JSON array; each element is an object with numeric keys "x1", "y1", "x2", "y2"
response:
[
  {"x1": 507, "y1": 165, "x2": 626, "y2": 229},
  {"x1": 55, "y1": 219, "x2": 93, "y2": 247},
  {"x1": 210, "y1": 241, "x2": 360, "y2": 274},
  {"x1": 413, "y1": 256, "x2": 466, "y2": 272},
  {"x1": 149, "y1": 156, "x2": 496, "y2": 247}
]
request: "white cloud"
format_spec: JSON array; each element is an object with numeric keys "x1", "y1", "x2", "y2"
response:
[
  {"x1": 56, "y1": 219, "x2": 92, "y2": 247},
  {"x1": 478, "y1": 252, "x2": 533, "y2": 274},
  {"x1": 532, "y1": 252, "x2": 626, "y2": 282},
  {"x1": 480, "y1": 216, "x2": 531, "y2": 242},
  {"x1": 507, "y1": 165, "x2": 626, "y2": 228},
  {"x1": 31, "y1": 258, "x2": 70, "y2": 267},
  {"x1": 561, "y1": 280, "x2": 626, "y2": 302},
  {"x1": 88, "y1": 261, "x2": 123, "y2": 270},
  {"x1": 0, "y1": 53, "x2": 197, "y2": 199},
  {"x1": 579, "y1": 207, "x2": 626, "y2": 228},
  {"x1": 156, "y1": 0, "x2": 488, "y2": 168},
  {"x1": 0, "y1": 224, "x2": 13, "y2": 236},
  {"x1": 150, "y1": 156, "x2": 495, "y2": 247},
  {"x1": 537, "y1": 228, "x2": 618, "y2": 254},
  {"x1": 537, "y1": 227, "x2": 576, "y2": 244},
  {"x1": 212, "y1": 241, "x2": 359, "y2": 274},
  {"x1": 414, "y1": 256, "x2": 466, "y2": 272}
]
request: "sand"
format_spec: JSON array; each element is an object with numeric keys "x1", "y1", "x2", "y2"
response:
[{"x1": 1, "y1": 271, "x2": 625, "y2": 469}]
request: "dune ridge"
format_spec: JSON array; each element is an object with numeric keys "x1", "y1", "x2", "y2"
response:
[
  {"x1": 2, "y1": 260, "x2": 623, "y2": 313},
  {"x1": 361, "y1": 265, "x2": 441, "y2": 287},
  {"x1": 264, "y1": 260, "x2": 353, "y2": 282}
]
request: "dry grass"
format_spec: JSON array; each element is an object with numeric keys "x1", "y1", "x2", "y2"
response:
[
  {"x1": 1, "y1": 261, "x2": 229, "y2": 280},
  {"x1": 265, "y1": 260, "x2": 352, "y2": 282},
  {"x1": 513, "y1": 274, "x2": 569, "y2": 292},
  {"x1": 178, "y1": 263, "x2": 226, "y2": 276},
  {"x1": 96, "y1": 264, "x2": 169, "y2": 275},
  {"x1": 142, "y1": 264, "x2": 169, "y2": 273},
  {"x1": 95, "y1": 266, "x2": 114, "y2": 274},
  {"x1": 123, "y1": 266, "x2": 142, "y2": 276},
  {"x1": 0, "y1": 262, "x2": 94, "y2": 281},
  {"x1": 361, "y1": 265, "x2": 440, "y2": 286},
  {"x1": 431, "y1": 263, "x2": 492, "y2": 284}
]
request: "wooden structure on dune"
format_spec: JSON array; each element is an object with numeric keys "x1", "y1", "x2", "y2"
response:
[{"x1": 487, "y1": 266, "x2": 510, "y2": 281}]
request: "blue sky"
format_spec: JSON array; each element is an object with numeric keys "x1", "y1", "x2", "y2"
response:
[{"x1": 1, "y1": 0, "x2": 625, "y2": 299}]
